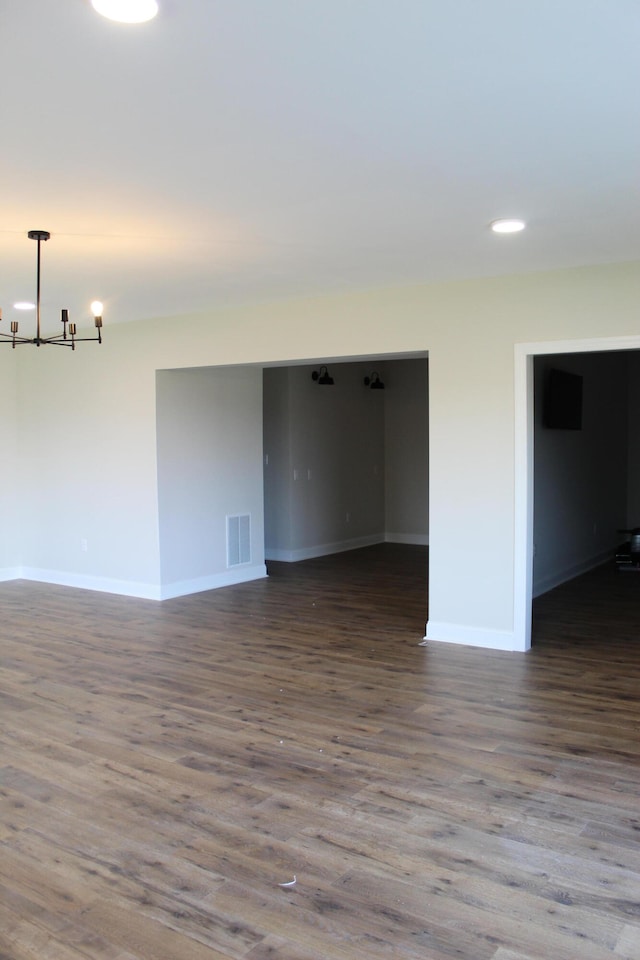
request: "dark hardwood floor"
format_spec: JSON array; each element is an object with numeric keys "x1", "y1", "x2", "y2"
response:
[{"x1": 1, "y1": 544, "x2": 639, "y2": 959}]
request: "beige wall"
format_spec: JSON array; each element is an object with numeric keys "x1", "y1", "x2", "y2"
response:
[
  {"x1": 5, "y1": 259, "x2": 640, "y2": 646},
  {"x1": 0, "y1": 350, "x2": 19, "y2": 573}
]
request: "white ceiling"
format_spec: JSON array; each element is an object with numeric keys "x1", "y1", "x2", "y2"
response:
[{"x1": 1, "y1": 0, "x2": 639, "y2": 331}]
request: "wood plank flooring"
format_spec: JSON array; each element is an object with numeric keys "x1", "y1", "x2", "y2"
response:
[{"x1": 1, "y1": 544, "x2": 640, "y2": 959}]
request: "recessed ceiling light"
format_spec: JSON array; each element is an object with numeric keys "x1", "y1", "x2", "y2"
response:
[
  {"x1": 91, "y1": 0, "x2": 159, "y2": 24},
  {"x1": 14, "y1": 301, "x2": 35, "y2": 311},
  {"x1": 490, "y1": 218, "x2": 526, "y2": 234}
]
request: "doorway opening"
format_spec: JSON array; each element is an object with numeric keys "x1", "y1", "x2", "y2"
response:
[
  {"x1": 514, "y1": 336, "x2": 640, "y2": 650},
  {"x1": 262, "y1": 354, "x2": 429, "y2": 636}
]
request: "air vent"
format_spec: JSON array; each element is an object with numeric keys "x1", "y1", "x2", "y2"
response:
[{"x1": 227, "y1": 514, "x2": 251, "y2": 567}]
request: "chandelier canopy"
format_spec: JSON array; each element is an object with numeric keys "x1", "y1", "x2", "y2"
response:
[{"x1": 0, "y1": 230, "x2": 103, "y2": 349}]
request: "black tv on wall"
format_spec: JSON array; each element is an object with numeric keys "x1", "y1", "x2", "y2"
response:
[{"x1": 543, "y1": 368, "x2": 583, "y2": 430}]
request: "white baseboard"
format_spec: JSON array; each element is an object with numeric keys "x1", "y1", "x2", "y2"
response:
[
  {"x1": 265, "y1": 532, "x2": 428, "y2": 562},
  {"x1": 160, "y1": 563, "x2": 267, "y2": 600},
  {"x1": 6, "y1": 563, "x2": 267, "y2": 601},
  {"x1": 532, "y1": 548, "x2": 613, "y2": 598},
  {"x1": 18, "y1": 567, "x2": 162, "y2": 600},
  {"x1": 385, "y1": 533, "x2": 429, "y2": 546},
  {"x1": 424, "y1": 619, "x2": 522, "y2": 652},
  {"x1": 266, "y1": 534, "x2": 384, "y2": 563}
]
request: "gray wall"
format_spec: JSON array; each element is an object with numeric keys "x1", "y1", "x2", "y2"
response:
[
  {"x1": 264, "y1": 358, "x2": 428, "y2": 560},
  {"x1": 627, "y1": 352, "x2": 640, "y2": 525},
  {"x1": 384, "y1": 358, "x2": 429, "y2": 541},
  {"x1": 156, "y1": 366, "x2": 266, "y2": 597}
]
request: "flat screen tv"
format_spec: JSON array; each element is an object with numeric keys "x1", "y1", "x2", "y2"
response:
[{"x1": 543, "y1": 368, "x2": 583, "y2": 430}]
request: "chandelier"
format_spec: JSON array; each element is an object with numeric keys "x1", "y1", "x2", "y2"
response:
[{"x1": 0, "y1": 230, "x2": 103, "y2": 349}]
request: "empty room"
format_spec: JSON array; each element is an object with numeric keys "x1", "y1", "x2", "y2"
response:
[{"x1": 1, "y1": 2, "x2": 639, "y2": 958}]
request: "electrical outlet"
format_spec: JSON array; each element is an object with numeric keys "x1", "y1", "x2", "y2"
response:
[{"x1": 81, "y1": 538, "x2": 88, "y2": 552}]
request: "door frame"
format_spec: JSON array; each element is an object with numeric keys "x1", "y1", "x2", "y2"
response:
[{"x1": 514, "y1": 334, "x2": 640, "y2": 650}]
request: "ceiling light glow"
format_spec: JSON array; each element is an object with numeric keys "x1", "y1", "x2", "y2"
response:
[
  {"x1": 491, "y1": 218, "x2": 526, "y2": 234},
  {"x1": 14, "y1": 301, "x2": 35, "y2": 311},
  {"x1": 91, "y1": 0, "x2": 159, "y2": 24}
]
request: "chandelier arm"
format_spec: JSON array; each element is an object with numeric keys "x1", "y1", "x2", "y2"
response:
[
  {"x1": 0, "y1": 334, "x2": 103, "y2": 347},
  {"x1": 0, "y1": 334, "x2": 36, "y2": 345},
  {"x1": 39, "y1": 335, "x2": 102, "y2": 344}
]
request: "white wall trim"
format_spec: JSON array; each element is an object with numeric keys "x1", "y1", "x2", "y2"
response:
[
  {"x1": 424, "y1": 620, "x2": 518, "y2": 652},
  {"x1": 265, "y1": 532, "x2": 427, "y2": 562},
  {"x1": 517, "y1": 335, "x2": 640, "y2": 357},
  {"x1": 385, "y1": 532, "x2": 429, "y2": 546},
  {"x1": 513, "y1": 347, "x2": 534, "y2": 652},
  {"x1": 266, "y1": 534, "x2": 384, "y2": 563},
  {"x1": 514, "y1": 333, "x2": 640, "y2": 652},
  {"x1": 18, "y1": 567, "x2": 162, "y2": 600},
  {"x1": 533, "y1": 551, "x2": 613, "y2": 599},
  {"x1": 8, "y1": 563, "x2": 268, "y2": 601},
  {"x1": 160, "y1": 563, "x2": 267, "y2": 600}
]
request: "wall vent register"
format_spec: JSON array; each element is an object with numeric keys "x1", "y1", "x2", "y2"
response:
[{"x1": 227, "y1": 514, "x2": 251, "y2": 567}]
